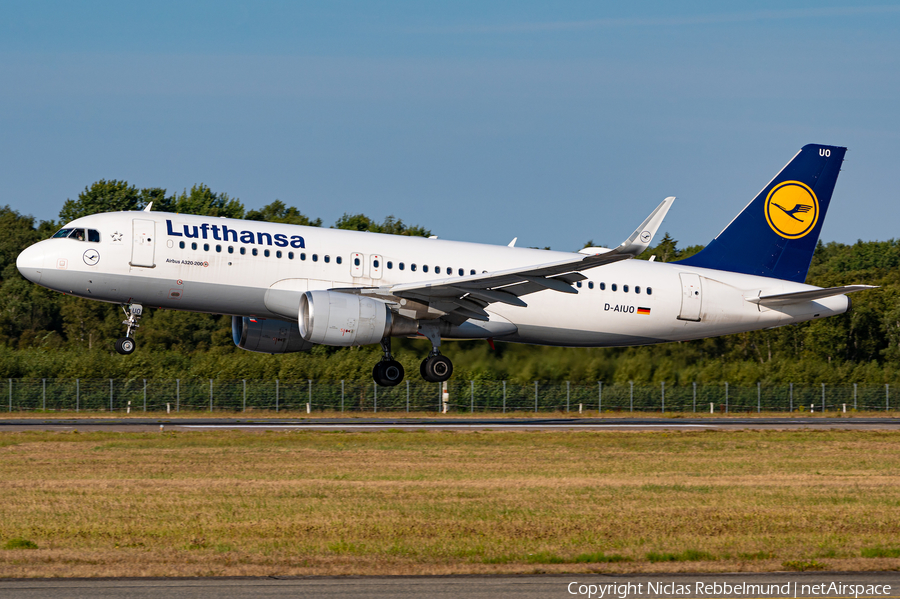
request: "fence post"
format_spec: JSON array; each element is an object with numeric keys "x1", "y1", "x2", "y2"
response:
[
  {"x1": 276, "y1": 379, "x2": 279, "y2": 413},
  {"x1": 887, "y1": 384, "x2": 890, "y2": 412},
  {"x1": 534, "y1": 381, "x2": 538, "y2": 413},
  {"x1": 9, "y1": 378, "x2": 12, "y2": 412},
  {"x1": 790, "y1": 383, "x2": 793, "y2": 412},
  {"x1": 209, "y1": 379, "x2": 213, "y2": 412},
  {"x1": 854, "y1": 382, "x2": 857, "y2": 411},
  {"x1": 629, "y1": 381, "x2": 633, "y2": 413},
  {"x1": 109, "y1": 379, "x2": 113, "y2": 413},
  {"x1": 757, "y1": 382, "x2": 761, "y2": 414},
  {"x1": 661, "y1": 381, "x2": 665, "y2": 413},
  {"x1": 76, "y1": 379, "x2": 79, "y2": 413},
  {"x1": 725, "y1": 382, "x2": 729, "y2": 414},
  {"x1": 42, "y1": 378, "x2": 46, "y2": 411},
  {"x1": 308, "y1": 379, "x2": 312, "y2": 412},
  {"x1": 502, "y1": 381, "x2": 506, "y2": 414},
  {"x1": 566, "y1": 381, "x2": 570, "y2": 413},
  {"x1": 822, "y1": 383, "x2": 826, "y2": 413},
  {"x1": 599, "y1": 381, "x2": 602, "y2": 413},
  {"x1": 242, "y1": 379, "x2": 246, "y2": 412},
  {"x1": 143, "y1": 379, "x2": 147, "y2": 412},
  {"x1": 405, "y1": 380, "x2": 408, "y2": 413},
  {"x1": 342, "y1": 380, "x2": 346, "y2": 413},
  {"x1": 374, "y1": 381, "x2": 377, "y2": 413},
  {"x1": 470, "y1": 381, "x2": 474, "y2": 413},
  {"x1": 693, "y1": 382, "x2": 696, "y2": 413}
]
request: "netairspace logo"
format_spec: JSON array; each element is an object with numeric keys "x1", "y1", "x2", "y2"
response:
[{"x1": 566, "y1": 580, "x2": 893, "y2": 598}]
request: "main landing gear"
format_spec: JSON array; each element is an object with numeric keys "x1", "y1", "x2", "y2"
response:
[
  {"x1": 370, "y1": 327, "x2": 454, "y2": 386},
  {"x1": 114, "y1": 303, "x2": 142, "y2": 355},
  {"x1": 372, "y1": 338, "x2": 405, "y2": 387}
]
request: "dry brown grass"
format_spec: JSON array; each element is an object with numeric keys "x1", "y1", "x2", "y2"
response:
[{"x1": 1, "y1": 429, "x2": 899, "y2": 577}]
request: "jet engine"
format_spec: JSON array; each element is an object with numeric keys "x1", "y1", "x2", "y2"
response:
[
  {"x1": 299, "y1": 290, "x2": 417, "y2": 346},
  {"x1": 232, "y1": 316, "x2": 314, "y2": 354}
]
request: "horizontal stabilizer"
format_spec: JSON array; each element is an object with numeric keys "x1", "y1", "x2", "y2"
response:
[{"x1": 748, "y1": 285, "x2": 877, "y2": 307}]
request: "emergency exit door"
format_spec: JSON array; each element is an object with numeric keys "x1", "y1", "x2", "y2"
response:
[
  {"x1": 130, "y1": 219, "x2": 156, "y2": 268},
  {"x1": 677, "y1": 272, "x2": 702, "y2": 321}
]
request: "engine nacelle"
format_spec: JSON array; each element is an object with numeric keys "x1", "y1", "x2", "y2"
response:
[
  {"x1": 299, "y1": 290, "x2": 416, "y2": 346},
  {"x1": 232, "y1": 316, "x2": 314, "y2": 354}
]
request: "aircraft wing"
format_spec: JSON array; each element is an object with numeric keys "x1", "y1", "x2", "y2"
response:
[{"x1": 336, "y1": 197, "x2": 674, "y2": 323}]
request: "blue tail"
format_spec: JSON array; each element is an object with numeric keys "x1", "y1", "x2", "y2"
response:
[{"x1": 677, "y1": 143, "x2": 846, "y2": 283}]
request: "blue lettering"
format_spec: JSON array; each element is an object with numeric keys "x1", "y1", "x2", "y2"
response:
[
  {"x1": 221, "y1": 225, "x2": 238, "y2": 242},
  {"x1": 256, "y1": 232, "x2": 272, "y2": 246},
  {"x1": 290, "y1": 235, "x2": 305, "y2": 248},
  {"x1": 240, "y1": 231, "x2": 255, "y2": 244},
  {"x1": 166, "y1": 220, "x2": 183, "y2": 237},
  {"x1": 183, "y1": 225, "x2": 199, "y2": 238},
  {"x1": 273, "y1": 233, "x2": 288, "y2": 247}
]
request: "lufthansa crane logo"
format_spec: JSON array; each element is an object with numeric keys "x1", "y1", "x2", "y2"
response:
[{"x1": 764, "y1": 180, "x2": 819, "y2": 239}]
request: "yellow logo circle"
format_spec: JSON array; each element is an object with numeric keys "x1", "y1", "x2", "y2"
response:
[{"x1": 764, "y1": 181, "x2": 819, "y2": 239}]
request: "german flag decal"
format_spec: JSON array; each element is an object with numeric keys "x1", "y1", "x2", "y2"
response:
[{"x1": 637, "y1": 307, "x2": 651, "y2": 315}]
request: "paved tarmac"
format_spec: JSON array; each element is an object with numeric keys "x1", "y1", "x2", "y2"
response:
[
  {"x1": 0, "y1": 416, "x2": 899, "y2": 432},
  {"x1": 1, "y1": 572, "x2": 898, "y2": 599}
]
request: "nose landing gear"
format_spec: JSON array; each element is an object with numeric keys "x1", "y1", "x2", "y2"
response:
[{"x1": 114, "y1": 303, "x2": 142, "y2": 355}]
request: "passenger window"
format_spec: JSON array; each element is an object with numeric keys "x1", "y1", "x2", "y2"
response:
[
  {"x1": 191, "y1": 242, "x2": 198, "y2": 250},
  {"x1": 624, "y1": 285, "x2": 629, "y2": 293},
  {"x1": 387, "y1": 261, "x2": 393, "y2": 269},
  {"x1": 423, "y1": 265, "x2": 429, "y2": 273},
  {"x1": 240, "y1": 247, "x2": 246, "y2": 255},
  {"x1": 324, "y1": 255, "x2": 330, "y2": 263},
  {"x1": 179, "y1": 241, "x2": 185, "y2": 249},
  {"x1": 312, "y1": 254, "x2": 318, "y2": 262},
  {"x1": 354, "y1": 257, "x2": 360, "y2": 266},
  {"x1": 435, "y1": 266, "x2": 440, "y2": 274},
  {"x1": 88, "y1": 230, "x2": 100, "y2": 242},
  {"x1": 301, "y1": 253, "x2": 306, "y2": 260},
  {"x1": 635, "y1": 286, "x2": 641, "y2": 294},
  {"x1": 216, "y1": 245, "x2": 222, "y2": 253},
  {"x1": 276, "y1": 250, "x2": 282, "y2": 258},
  {"x1": 264, "y1": 249, "x2": 270, "y2": 257},
  {"x1": 373, "y1": 259, "x2": 379, "y2": 268},
  {"x1": 611, "y1": 283, "x2": 617, "y2": 291},
  {"x1": 588, "y1": 282, "x2": 594, "y2": 289},
  {"x1": 228, "y1": 246, "x2": 234, "y2": 254},
  {"x1": 459, "y1": 268, "x2": 464, "y2": 276},
  {"x1": 336, "y1": 256, "x2": 342, "y2": 264},
  {"x1": 203, "y1": 243, "x2": 209, "y2": 251},
  {"x1": 600, "y1": 282, "x2": 606, "y2": 290},
  {"x1": 576, "y1": 281, "x2": 582, "y2": 288},
  {"x1": 399, "y1": 262, "x2": 405, "y2": 270},
  {"x1": 411, "y1": 264, "x2": 417, "y2": 272},
  {"x1": 470, "y1": 270, "x2": 476, "y2": 275},
  {"x1": 252, "y1": 248, "x2": 258, "y2": 256},
  {"x1": 647, "y1": 287, "x2": 653, "y2": 295},
  {"x1": 288, "y1": 252, "x2": 294, "y2": 259}
]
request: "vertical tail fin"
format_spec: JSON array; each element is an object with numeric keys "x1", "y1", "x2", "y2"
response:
[{"x1": 677, "y1": 144, "x2": 846, "y2": 283}]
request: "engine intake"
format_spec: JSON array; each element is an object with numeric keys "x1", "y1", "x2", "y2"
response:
[
  {"x1": 232, "y1": 316, "x2": 314, "y2": 354},
  {"x1": 299, "y1": 290, "x2": 416, "y2": 346}
]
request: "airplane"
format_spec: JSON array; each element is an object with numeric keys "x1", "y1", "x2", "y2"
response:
[{"x1": 16, "y1": 144, "x2": 874, "y2": 386}]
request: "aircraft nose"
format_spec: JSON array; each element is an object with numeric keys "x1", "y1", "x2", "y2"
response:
[{"x1": 16, "y1": 243, "x2": 45, "y2": 284}]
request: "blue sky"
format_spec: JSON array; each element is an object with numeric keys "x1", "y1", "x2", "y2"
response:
[{"x1": 1, "y1": 1, "x2": 898, "y2": 250}]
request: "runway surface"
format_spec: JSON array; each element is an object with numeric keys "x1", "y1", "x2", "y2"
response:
[
  {"x1": 0, "y1": 416, "x2": 899, "y2": 432},
  {"x1": 1, "y1": 572, "x2": 898, "y2": 599}
]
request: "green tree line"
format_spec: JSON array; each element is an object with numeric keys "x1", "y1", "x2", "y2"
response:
[{"x1": 0, "y1": 179, "x2": 897, "y2": 384}]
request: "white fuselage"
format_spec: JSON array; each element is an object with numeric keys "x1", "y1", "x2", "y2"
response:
[{"x1": 16, "y1": 211, "x2": 849, "y2": 348}]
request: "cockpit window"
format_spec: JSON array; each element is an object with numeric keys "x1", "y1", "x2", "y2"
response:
[{"x1": 52, "y1": 228, "x2": 100, "y2": 242}]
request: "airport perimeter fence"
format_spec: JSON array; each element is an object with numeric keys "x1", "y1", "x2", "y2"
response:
[{"x1": 2, "y1": 378, "x2": 894, "y2": 414}]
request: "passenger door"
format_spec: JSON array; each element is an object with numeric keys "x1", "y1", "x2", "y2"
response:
[
  {"x1": 130, "y1": 219, "x2": 156, "y2": 268},
  {"x1": 677, "y1": 272, "x2": 702, "y2": 321}
]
